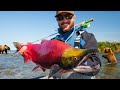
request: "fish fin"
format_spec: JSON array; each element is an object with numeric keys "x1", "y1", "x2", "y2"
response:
[
  {"x1": 13, "y1": 42, "x2": 23, "y2": 51},
  {"x1": 32, "y1": 65, "x2": 46, "y2": 72},
  {"x1": 11, "y1": 46, "x2": 27, "y2": 59},
  {"x1": 48, "y1": 64, "x2": 61, "y2": 79},
  {"x1": 41, "y1": 68, "x2": 46, "y2": 72}
]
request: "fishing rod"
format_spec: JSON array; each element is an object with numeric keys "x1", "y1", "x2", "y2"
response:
[
  {"x1": 74, "y1": 18, "x2": 94, "y2": 27},
  {"x1": 31, "y1": 18, "x2": 94, "y2": 44},
  {"x1": 11, "y1": 18, "x2": 94, "y2": 58},
  {"x1": 31, "y1": 32, "x2": 58, "y2": 43}
]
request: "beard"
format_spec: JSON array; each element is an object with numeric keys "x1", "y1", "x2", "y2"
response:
[{"x1": 59, "y1": 21, "x2": 74, "y2": 32}]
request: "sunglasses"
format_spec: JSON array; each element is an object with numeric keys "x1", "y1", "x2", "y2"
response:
[{"x1": 55, "y1": 14, "x2": 74, "y2": 21}]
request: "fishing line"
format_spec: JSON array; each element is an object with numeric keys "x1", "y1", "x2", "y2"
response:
[{"x1": 31, "y1": 32, "x2": 58, "y2": 43}]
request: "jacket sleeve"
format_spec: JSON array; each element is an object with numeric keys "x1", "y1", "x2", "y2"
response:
[
  {"x1": 82, "y1": 31, "x2": 98, "y2": 49},
  {"x1": 78, "y1": 31, "x2": 101, "y2": 76}
]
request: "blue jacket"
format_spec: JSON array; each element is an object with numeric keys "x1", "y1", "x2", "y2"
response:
[
  {"x1": 52, "y1": 26, "x2": 98, "y2": 49},
  {"x1": 52, "y1": 26, "x2": 86, "y2": 48}
]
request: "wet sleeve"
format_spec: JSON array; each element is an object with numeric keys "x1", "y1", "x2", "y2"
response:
[
  {"x1": 82, "y1": 32, "x2": 98, "y2": 49},
  {"x1": 79, "y1": 32, "x2": 101, "y2": 76}
]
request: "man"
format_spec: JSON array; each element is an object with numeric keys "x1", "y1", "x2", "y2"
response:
[{"x1": 42, "y1": 11, "x2": 101, "y2": 79}]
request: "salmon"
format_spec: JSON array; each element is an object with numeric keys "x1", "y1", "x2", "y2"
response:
[{"x1": 13, "y1": 40, "x2": 98, "y2": 78}]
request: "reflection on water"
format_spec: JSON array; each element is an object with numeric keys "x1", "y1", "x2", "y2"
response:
[{"x1": 0, "y1": 50, "x2": 120, "y2": 79}]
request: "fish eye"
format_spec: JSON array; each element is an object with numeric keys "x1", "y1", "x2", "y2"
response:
[{"x1": 73, "y1": 57, "x2": 78, "y2": 61}]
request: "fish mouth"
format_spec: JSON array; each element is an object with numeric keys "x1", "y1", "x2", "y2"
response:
[
  {"x1": 60, "y1": 48, "x2": 98, "y2": 69},
  {"x1": 74, "y1": 49, "x2": 101, "y2": 75},
  {"x1": 77, "y1": 49, "x2": 98, "y2": 66}
]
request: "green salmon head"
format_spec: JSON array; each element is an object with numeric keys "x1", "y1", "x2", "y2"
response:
[{"x1": 60, "y1": 48, "x2": 87, "y2": 69}]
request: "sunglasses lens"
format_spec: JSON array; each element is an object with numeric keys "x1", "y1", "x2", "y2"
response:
[
  {"x1": 65, "y1": 14, "x2": 73, "y2": 19},
  {"x1": 56, "y1": 14, "x2": 73, "y2": 21},
  {"x1": 57, "y1": 15, "x2": 64, "y2": 21}
]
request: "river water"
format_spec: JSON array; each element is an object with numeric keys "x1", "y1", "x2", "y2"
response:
[
  {"x1": 0, "y1": 50, "x2": 120, "y2": 79},
  {"x1": 96, "y1": 53, "x2": 120, "y2": 79}
]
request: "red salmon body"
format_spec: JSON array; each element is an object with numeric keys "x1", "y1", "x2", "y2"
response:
[{"x1": 22, "y1": 40, "x2": 71, "y2": 68}]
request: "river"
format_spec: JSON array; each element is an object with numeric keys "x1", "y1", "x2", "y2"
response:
[{"x1": 0, "y1": 50, "x2": 120, "y2": 79}]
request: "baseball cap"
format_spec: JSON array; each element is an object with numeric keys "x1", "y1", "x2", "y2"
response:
[{"x1": 55, "y1": 11, "x2": 74, "y2": 17}]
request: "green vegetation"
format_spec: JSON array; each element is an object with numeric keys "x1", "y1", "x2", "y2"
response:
[{"x1": 97, "y1": 41, "x2": 120, "y2": 53}]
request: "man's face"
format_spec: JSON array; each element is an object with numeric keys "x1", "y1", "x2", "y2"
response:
[{"x1": 56, "y1": 12, "x2": 76, "y2": 32}]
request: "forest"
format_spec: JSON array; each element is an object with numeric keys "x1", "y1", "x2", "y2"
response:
[{"x1": 98, "y1": 41, "x2": 120, "y2": 53}]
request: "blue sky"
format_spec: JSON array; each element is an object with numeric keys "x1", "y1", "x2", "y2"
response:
[{"x1": 0, "y1": 11, "x2": 120, "y2": 50}]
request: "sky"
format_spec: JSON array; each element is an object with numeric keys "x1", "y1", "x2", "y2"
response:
[{"x1": 0, "y1": 11, "x2": 120, "y2": 50}]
